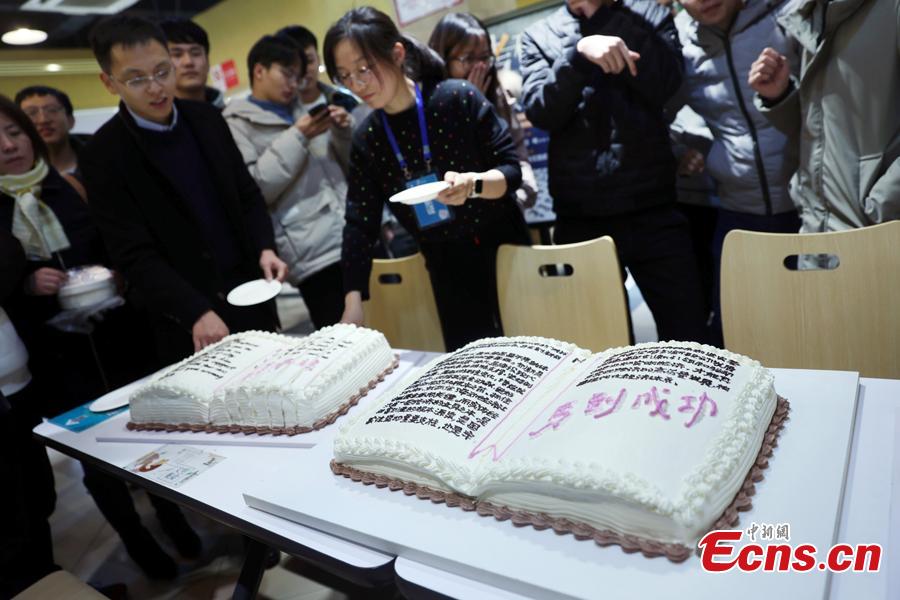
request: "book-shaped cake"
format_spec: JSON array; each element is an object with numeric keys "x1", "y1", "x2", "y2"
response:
[
  {"x1": 129, "y1": 324, "x2": 396, "y2": 435},
  {"x1": 332, "y1": 337, "x2": 788, "y2": 560}
]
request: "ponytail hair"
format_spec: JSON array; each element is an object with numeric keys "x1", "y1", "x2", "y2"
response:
[{"x1": 324, "y1": 6, "x2": 445, "y2": 86}]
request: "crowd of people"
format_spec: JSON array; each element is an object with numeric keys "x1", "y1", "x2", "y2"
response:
[{"x1": 1, "y1": 0, "x2": 896, "y2": 595}]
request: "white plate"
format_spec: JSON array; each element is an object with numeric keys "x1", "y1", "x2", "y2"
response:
[
  {"x1": 389, "y1": 181, "x2": 450, "y2": 205},
  {"x1": 226, "y1": 279, "x2": 283, "y2": 307},
  {"x1": 89, "y1": 384, "x2": 135, "y2": 412}
]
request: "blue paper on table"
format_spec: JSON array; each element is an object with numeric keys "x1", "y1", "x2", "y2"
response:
[{"x1": 49, "y1": 401, "x2": 128, "y2": 433}]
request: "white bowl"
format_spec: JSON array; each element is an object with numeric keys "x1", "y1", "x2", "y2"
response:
[{"x1": 58, "y1": 266, "x2": 116, "y2": 310}]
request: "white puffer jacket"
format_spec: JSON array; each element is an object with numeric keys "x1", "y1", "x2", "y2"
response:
[{"x1": 224, "y1": 88, "x2": 350, "y2": 283}]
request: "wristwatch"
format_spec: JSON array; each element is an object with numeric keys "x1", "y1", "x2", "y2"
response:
[{"x1": 470, "y1": 176, "x2": 483, "y2": 198}]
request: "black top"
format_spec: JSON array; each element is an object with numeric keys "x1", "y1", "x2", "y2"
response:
[
  {"x1": 137, "y1": 121, "x2": 242, "y2": 278},
  {"x1": 80, "y1": 99, "x2": 276, "y2": 334},
  {"x1": 342, "y1": 79, "x2": 522, "y2": 296},
  {"x1": 520, "y1": 1, "x2": 683, "y2": 217}
]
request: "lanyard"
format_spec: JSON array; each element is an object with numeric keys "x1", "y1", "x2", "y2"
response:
[{"x1": 379, "y1": 83, "x2": 431, "y2": 180}]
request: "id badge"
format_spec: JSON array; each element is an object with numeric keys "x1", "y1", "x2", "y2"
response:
[{"x1": 408, "y1": 173, "x2": 454, "y2": 230}]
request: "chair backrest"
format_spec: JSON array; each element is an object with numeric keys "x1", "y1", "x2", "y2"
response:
[
  {"x1": 496, "y1": 236, "x2": 630, "y2": 352},
  {"x1": 14, "y1": 570, "x2": 106, "y2": 600},
  {"x1": 363, "y1": 253, "x2": 446, "y2": 352},
  {"x1": 720, "y1": 221, "x2": 900, "y2": 378}
]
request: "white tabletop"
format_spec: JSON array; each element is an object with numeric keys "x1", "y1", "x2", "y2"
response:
[{"x1": 34, "y1": 359, "x2": 897, "y2": 599}]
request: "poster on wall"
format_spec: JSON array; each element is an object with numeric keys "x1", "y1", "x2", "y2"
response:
[
  {"x1": 486, "y1": 2, "x2": 561, "y2": 225},
  {"x1": 394, "y1": 0, "x2": 463, "y2": 26},
  {"x1": 210, "y1": 59, "x2": 240, "y2": 93}
]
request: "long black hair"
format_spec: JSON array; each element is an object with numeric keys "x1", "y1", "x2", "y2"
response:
[
  {"x1": 428, "y1": 13, "x2": 500, "y2": 107},
  {"x1": 323, "y1": 6, "x2": 445, "y2": 86}
]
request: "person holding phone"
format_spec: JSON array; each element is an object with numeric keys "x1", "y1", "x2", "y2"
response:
[
  {"x1": 224, "y1": 34, "x2": 352, "y2": 329},
  {"x1": 324, "y1": 6, "x2": 529, "y2": 351}
]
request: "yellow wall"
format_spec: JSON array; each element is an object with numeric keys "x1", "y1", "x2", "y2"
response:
[{"x1": 0, "y1": 0, "x2": 550, "y2": 110}]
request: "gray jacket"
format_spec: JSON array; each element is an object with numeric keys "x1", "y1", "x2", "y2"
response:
[
  {"x1": 756, "y1": 0, "x2": 900, "y2": 232},
  {"x1": 223, "y1": 86, "x2": 351, "y2": 283},
  {"x1": 674, "y1": 0, "x2": 799, "y2": 216}
]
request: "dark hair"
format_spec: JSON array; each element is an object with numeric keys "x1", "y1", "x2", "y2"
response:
[
  {"x1": 159, "y1": 18, "x2": 210, "y2": 54},
  {"x1": 247, "y1": 35, "x2": 306, "y2": 86},
  {"x1": 277, "y1": 25, "x2": 317, "y2": 53},
  {"x1": 14, "y1": 85, "x2": 74, "y2": 116},
  {"x1": 323, "y1": 6, "x2": 444, "y2": 87},
  {"x1": 428, "y1": 13, "x2": 499, "y2": 106},
  {"x1": 0, "y1": 95, "x2": 49, "y2": 165},
  {"x1": 89, "y1": 15, "x2": 168, "y2": 74}
]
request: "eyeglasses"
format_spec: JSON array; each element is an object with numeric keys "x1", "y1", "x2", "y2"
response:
[
  {"x1": 278, "y1": 67, "x2": 301, "y2": 85},
  {"x1": 451, "y1": 53, "x2": 495, "y2": 68},
  {"x1": 115, "y1": 66, "x2": 174, "y2": 91},
  {"x1": 23, "y1": 105, "x2": 65, "y2": 118},
  {"x1": 335, "y1": 64, "x2": 376, "y2": 89}
]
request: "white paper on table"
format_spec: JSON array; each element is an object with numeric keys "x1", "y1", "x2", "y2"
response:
[{"x1": 124, "y1": 444, "x2": 225, "y2": 488}]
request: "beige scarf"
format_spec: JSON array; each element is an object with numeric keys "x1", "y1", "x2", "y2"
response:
[{"x1": 0, "y1": 158, "x2": 70, "y2": 260}]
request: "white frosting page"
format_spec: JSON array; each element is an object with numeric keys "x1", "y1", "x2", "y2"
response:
[
  {"x1": 334, "y1": 337, "x2": 589, "y2": 493},
  {"x1": 217, "y1": 324, "x2": 392, "y2": 428},
  {"x1": 482, "y1": 342, "x2": 776, "y2": 545}
]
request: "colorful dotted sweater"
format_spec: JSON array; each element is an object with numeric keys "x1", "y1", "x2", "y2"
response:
[{"x1": 342, "y1": 79, "x2": 523, "y2": 297}]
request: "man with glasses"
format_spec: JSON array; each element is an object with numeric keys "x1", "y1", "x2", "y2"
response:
[
  {"x1": 15, "y1": 86, "x2": 86, "y2": 176},
  {"x1": 78, "y1": 13, "x2": 286, "y2": 578},
  {"x1": 159, "y1": 18, "x2": 225, "y2": 109},
  {"x1": 223, "y1": 33, "x2": 352, "y2": 329}
]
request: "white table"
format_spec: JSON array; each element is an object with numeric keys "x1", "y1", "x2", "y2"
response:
[
  {"x1": 34, "y1": 361, "x2": 898, "y2": 600},
  {"x1": 32, "y1": 350, "x2": 434, "y2": 598}
]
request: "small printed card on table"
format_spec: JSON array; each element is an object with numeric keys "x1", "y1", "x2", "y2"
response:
[{"x1": 125, "y1": 445, "x2": 225, "y2": 488}]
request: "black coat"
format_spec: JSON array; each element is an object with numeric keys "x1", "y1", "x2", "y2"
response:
[
  {"x1": 520, "y1": 2, "x2": 683, "y2": 218},
  {"x1": 80, "y1": 100, "x2": 277, "y2": 342}
]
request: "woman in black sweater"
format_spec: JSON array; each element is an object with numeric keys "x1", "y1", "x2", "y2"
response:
[{"x1": 324, "y1": 7, "x2": 529, "y2": 351}]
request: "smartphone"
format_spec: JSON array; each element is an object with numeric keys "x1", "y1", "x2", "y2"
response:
[
  {"x1": 330, "y1": 91, "x2": 358, "y2": 113},
  {"x1": 308, "y1": 103, "x2": 328, "y2": 118}
]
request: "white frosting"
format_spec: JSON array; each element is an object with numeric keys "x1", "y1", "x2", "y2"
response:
[
  {"x1": 334, "y1": 338, "x2": 778, "y2": 548},
  {"x1": 130, "y1": 325, "x2": 393, "y2": 430}
]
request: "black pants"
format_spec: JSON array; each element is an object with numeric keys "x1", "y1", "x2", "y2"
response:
[
  {"x1": 554, "y1": 205, "x2": 710, "y2": 344},
  {"x1": 0, "y1": 384, "x2": 58, "y2": 598},
  {"x1": 81, "y1": 464, "x2": 183, "y2": 537},
  {"x1": 297, "y1": 262, "x2": 344, "y2": 330},
  {"x1": 420, "y1": 213, "x2": 530, "y2": 351},
  {"x1": 709, "y1": 208, "x2": 801, "y2": 346}
]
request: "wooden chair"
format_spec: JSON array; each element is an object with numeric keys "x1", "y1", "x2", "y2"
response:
[
  {"x1": 13, "y1": 570, "x2": 106, "y2": 599},
  {"x1": 720, "y1": 221, "x2": 900, "y2": 378},
  {"x1": 363, "y1": 253, "x2": 446, "y2": 352},
  {"x1": 496, "y1": 237, "x2": 630, "y2": 352}
]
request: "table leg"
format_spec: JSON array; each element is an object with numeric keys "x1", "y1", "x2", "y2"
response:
[{"x1": 232, "y1": 537, "x2": 267, "y2": 600}]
